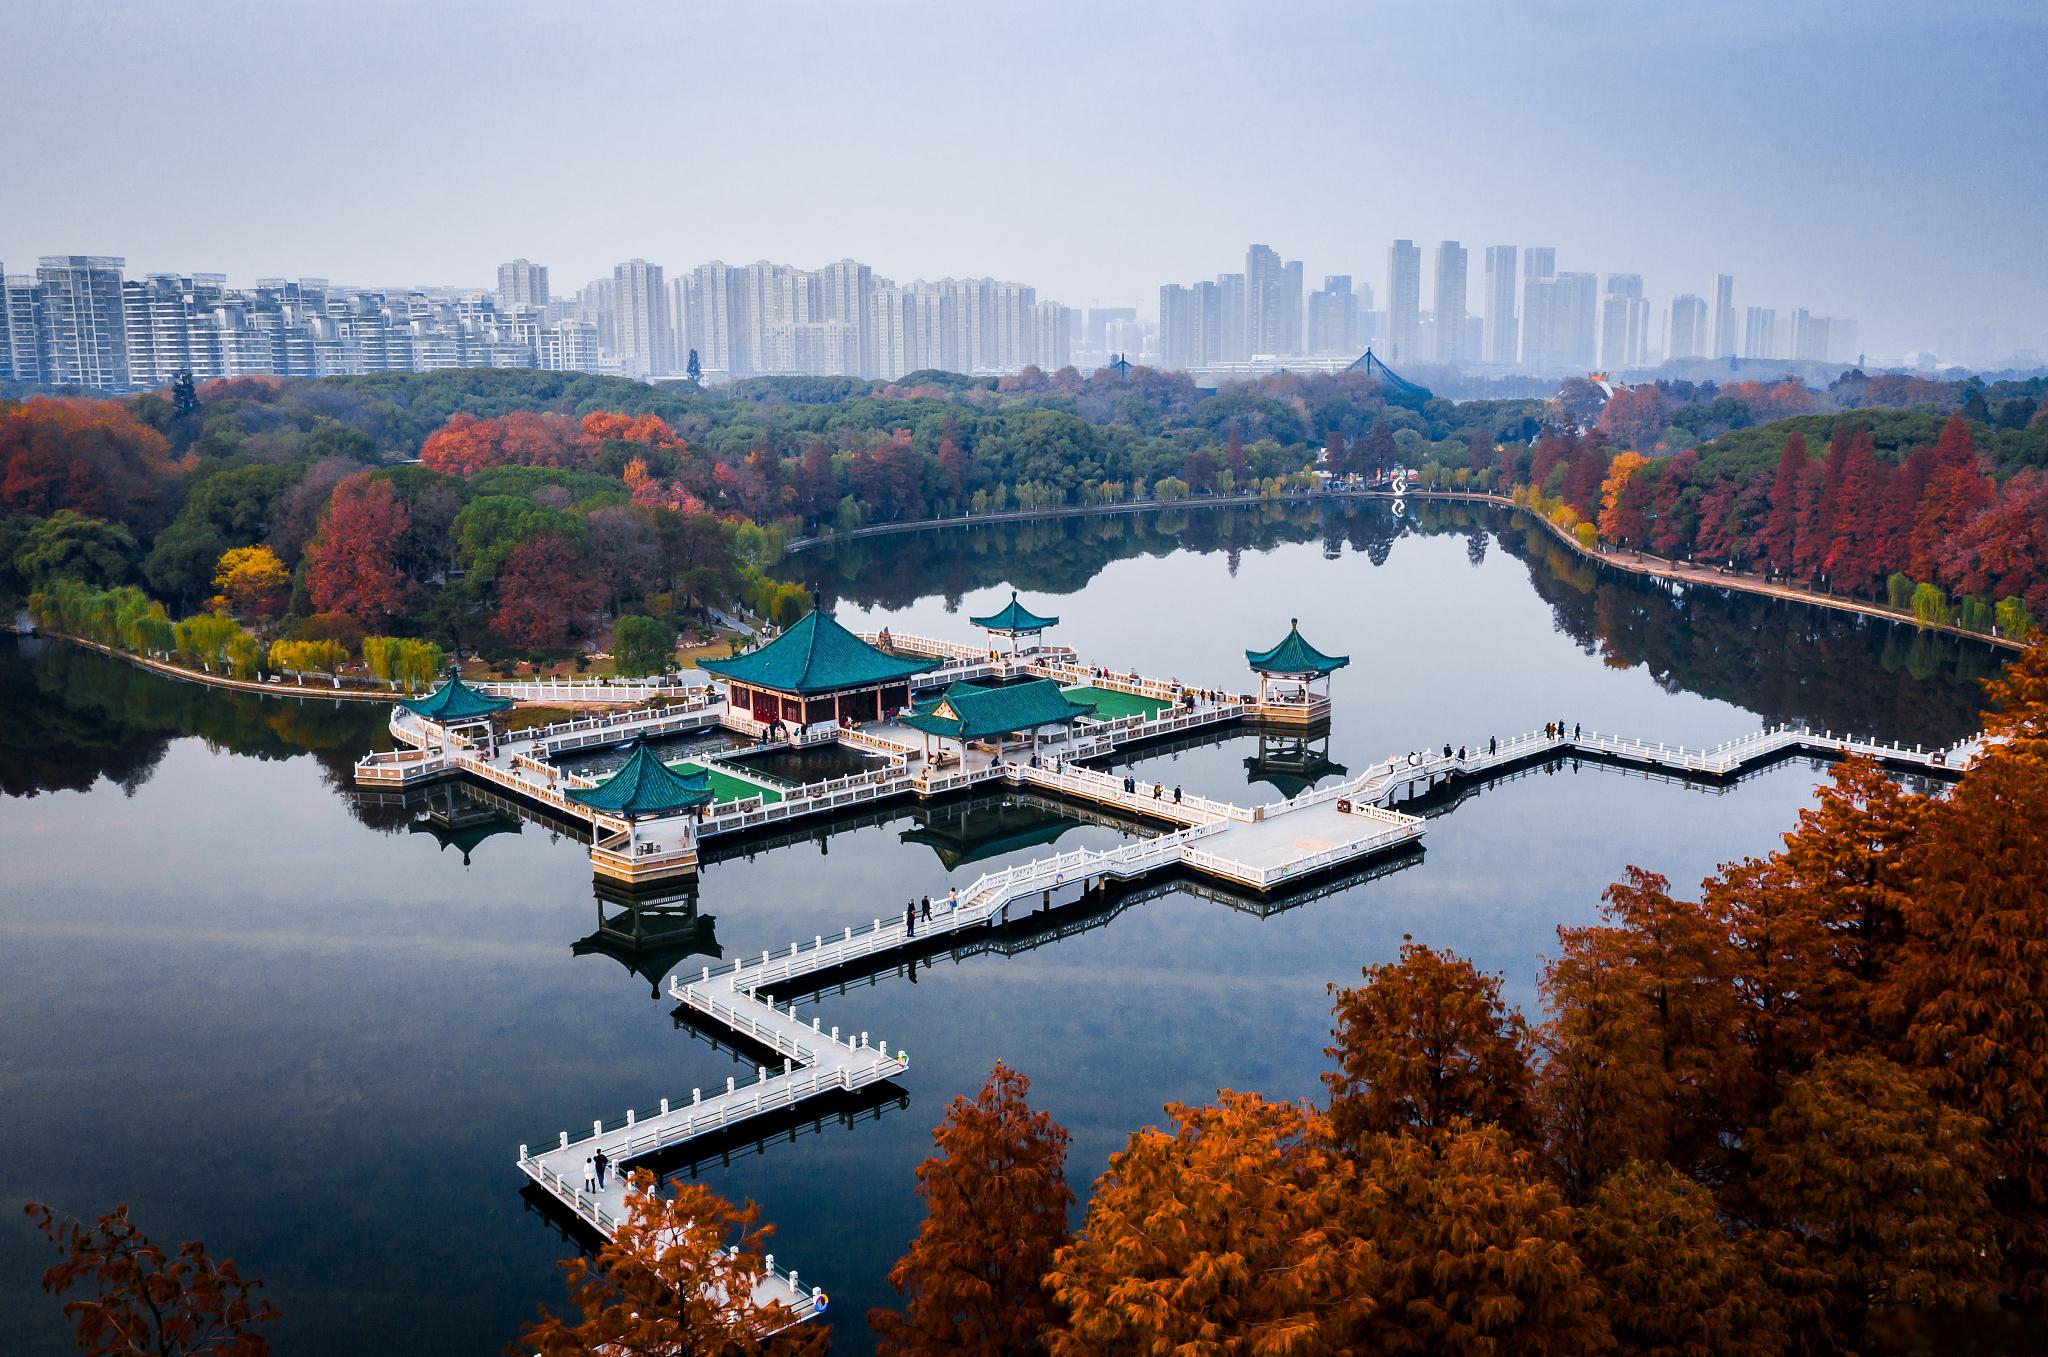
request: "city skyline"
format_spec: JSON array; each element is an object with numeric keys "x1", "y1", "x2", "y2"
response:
[{"x1": 5, "y1": 1, "x2": 2043, "y2": 362}]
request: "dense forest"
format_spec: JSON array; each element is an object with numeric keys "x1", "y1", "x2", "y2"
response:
[{"x1": 1, "y1": 362, "x2": 2043, "y2": 678}]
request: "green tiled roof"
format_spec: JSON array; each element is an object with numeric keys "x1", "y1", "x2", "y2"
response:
[
  {"x1": 1246, "y1": 619, "x2": 1350, "y2": 675},
  {"x1": 698, "y1": 607, "x2": 937, "y2": 695},
  {"x1": 401, "y1": 670, "x2": 515, "y2": 721},
  {"x1": 969, "y1": 590, "x2": 1059, "y2": 634},
  {"x1": 567, "y1": 743, "x2": 714, "y2": 818},
  {"x1": 901, "y1": 679, "x2": 1096, "y2": 741}
]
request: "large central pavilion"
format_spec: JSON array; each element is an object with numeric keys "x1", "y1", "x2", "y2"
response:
[{"x1": 699, "y1": 604, "x2": 939, "y2": 729}]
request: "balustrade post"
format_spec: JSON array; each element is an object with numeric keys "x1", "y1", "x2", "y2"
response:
[
  {"x1": 559, "y1": 1131, "x2": 569, "y2": 1149},
  {"x1": 726, "y1": 1076, "x2": 736, "y2": 1094},
  {"x1": 660, "y1": 1097, "x2": 669, "y2": 1116},
  {"x1": 693, "y1": 1088, "x2": 702, "y2": 1104},
  {"x1": 860, "y1": 1030, "x2": 869, "y2": 1047},
  {"x1": 592, "y1": 1119, "x2": 602, "y2": 1138},
  {"x1": 831, "y1": 1026, "x2": 840, "y2": 1043}
]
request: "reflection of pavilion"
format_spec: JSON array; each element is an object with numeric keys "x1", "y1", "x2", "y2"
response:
[
  {"x1": 573, "y1": 879, "x2": 722, "y2": 1000},
  {"x1": 404, "y1": 782, "x2": 523, "y2": 864},
  {"x1": 1242, "y1": 727, "x2": 1349, "y2": 800},
  {"x1": 898, "y1": 795, "x2": 1088, "y2": 871}
]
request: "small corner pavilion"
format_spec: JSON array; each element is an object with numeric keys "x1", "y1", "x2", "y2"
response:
[
  {"x1": 969, "y1": 590, "x2": 1059, "y2": 655},
  {"x1": 1245, "y1": 619, "x2": 1349, "y2": 721},
  {"x1": 567, "y1": 741, "x2": 715, "y2": 852},
  {"x1": 699, "y1": 603, "x2": 937, "y2": 729},
  {"x1": 900, "y1": 678, "x2": 1097, "y2": 763},
  {"x1": 400, "y1": 666, "x2": 515, "y2": 751}
]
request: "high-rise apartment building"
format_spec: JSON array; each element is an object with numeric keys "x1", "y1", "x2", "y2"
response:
[
  {"x1": 1306, "y1": 276, "x2": 1357, "y2": 354},
  {"x1": 1518, "y1": 248, "x2": 1556, "y2": 366},
  {"x1": 1668, "y1": 295, "x2": 1709, "y2": 360},
  {"x1": 611, "y1": 259, "x2": 670, "y2": 378},
  {"x1": 1712, "y1": 274, "x2": 1736, "y2": 358},
  {"x1": 497, "y1": 259, "x2": 549, "y2": 312},
  {"x1": 1743, "y1": 306, "x2": 1777, "y2": 360},
  {"x1": 1386, "y1": 240, "x2": 1422, "y2": 366},
  {"x1": 1245, "y1": 244, "x2": 1302, "y2": 357},
  {"x1": 36, "y1": 256, "x2": 129, "y2": 389},
  {"x1": 1599, "y1": 274, "x2": 1648, "y2": 370},
  {"x1": 1482, "y1": 246, "x2": 1517, "y2": 364},
  {"x1": 1432, "y1": 241, "x2": 1468, "y2": 365}
]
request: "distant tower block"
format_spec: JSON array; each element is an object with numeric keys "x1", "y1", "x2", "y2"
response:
[{"x1": 1245, "y1": 619, "x2": 1349, "y2": 726}]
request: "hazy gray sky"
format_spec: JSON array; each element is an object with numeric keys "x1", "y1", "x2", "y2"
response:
[{"x1": 8, "y1": 0, "x2": 2044, "y2": 355}]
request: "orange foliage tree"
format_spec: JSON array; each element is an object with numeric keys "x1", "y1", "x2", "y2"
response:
[
  {"x1": 417, "y1": 411, "x2": 595, "y2": 476},
  {"x1": 303, "y1": 473, "x2": 411, "y2": 626},
  {"x1": 24, "y1": 1200, "x2": 279, "y2": 1357},
  {"x1": 871, "y1": 1062, "x2": 1072, "y2": 1357},
  {"x1": 521, "y1": 1172, "x2": 827, "y2": 1356},
  {"x1": 1324, "y1": 938, "x2": 1534, "y2": 1148},
  {"x1": 212, "y1": 545, "x2": 289, "y2": 618},
  {"x1": 1595, "y1": 450, "x2": 1649, "y2": 545},
  {"x1": 583, "y1": 410, "x2": 683, "y2": 448},
  {"x1": 0, "y1": 396, "x2": 179, "y2": 529}
]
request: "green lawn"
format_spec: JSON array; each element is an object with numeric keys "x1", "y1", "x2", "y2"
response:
[
  {"x1": 1062, "y1": 685, "x2": 1171, "y2": 721},
  {"x1": 666, "y1": 759, "x2": 784, "y2": 804}
]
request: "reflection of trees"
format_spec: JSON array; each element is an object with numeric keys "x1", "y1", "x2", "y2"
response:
[
  {"x1": 798, "y1": 501, "x2": 2000, "y2": 749},
  {"x1": 0, "y1": 637, "x2": 384, "y2": 799}
]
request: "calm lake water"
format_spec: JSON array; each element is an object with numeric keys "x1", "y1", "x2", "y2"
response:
[{"x1": 0, "y1": 501, "x2": 2004, "y2": 1355}]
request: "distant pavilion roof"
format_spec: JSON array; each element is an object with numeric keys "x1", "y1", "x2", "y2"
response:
[
  {"x1": 698, "y1": 606, "x2": 937, "y2": 695},
  {"x1": 1246, "y1": 620, "x2": 1350, "y2": 676},
  {"x1": 567, "y1": 743, "x2": 714, "y2": 819},
  {"x1": 401, "y1": 670, "x2": 515, "y2": 722},
  {"x1": 969, "y1": 591, "x2": 1059, "y2": 635},
  {"x1": 901, "y1": 679, "x2": 1097, "y2": 742}
]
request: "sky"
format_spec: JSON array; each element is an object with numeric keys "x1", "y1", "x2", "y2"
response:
[{"x1": 7, "y1": 0, "x2": 2045, "y2": 358}]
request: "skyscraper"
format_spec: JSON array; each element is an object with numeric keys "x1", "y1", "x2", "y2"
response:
[
  {"x1": 1217, "y1": 273, "x2": 1247, "y2": 362},
  {"x1": 1600, "y1": 275, "x2": 1647, "y2": 370},
  {"x1": 1306, "y1": 276, "x2": 1357, "y2": 354},
  {"x1": 1386, "y1": 239, "x2": 1421, "y2": 366},
  {"x1": 1482, "y1": 246, "x2": 1517, "y2": 364},
  {"x1": 1519, "y1": 248, "x2": 1556, "y2": 367},
  {"x1": 1556, "y1": 272, "x2": 1598, "y2": 369},
  {"x1": 611, "y1": 259, "x2": 671, "y2": 378},
  {"x1": 36, "y1": 256, "x2": 128, "y2": 389},
  {"x1": 1712, "y1": 274, "x2": 1737, "y2": 359},
  {"x1": 1432, "y1": 241, "x2": 1468, "y2": 365},
  {"x1": 1668, "y1": 295, "x2": 1709, "y2": 360},
  {"x1": 497, "y1": 259, "x2": 549, "y2": 312},
  {"x1": 1245, "y1": 244, "x2": 1301, "y2": 357},
  {"x1": 1743, "y1": 306, "x2": 1777, "y2": 360}
]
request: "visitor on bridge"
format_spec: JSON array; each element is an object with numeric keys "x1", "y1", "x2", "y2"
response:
[
  {"x1": 1574, "y1": 722, "x2": 1582, "y2": 739},
  {"x1": 1173, "y1": 785, "x2": 1182, "y2": 804},
  {"x1": 1153, "y1": 782, "x2": 1163, "y2": 800},
  {"x1": 905, "y1": 900, "x2": 916, "y2": 937},
  {"x1": 1489, "y1": 736, "x2": 1498, "y2": 755},
  {"x1": 1458, "y1": 745, "x2": 1467, "y2": 762},
  {"x1": 920, "y1": 896, "x2": 931, "y2": 922},
  {"x1": 946, "y1": 887, "x2": 959, "y2": 913},
  {"x1": 1443, "y1": 744, "x2": 1453, "y2": 759},
  {"x1": 582, "y1": 1156, "x2": 596, "y2": 1194},
  {"x1": 594, "y1": 1150, "x2": 609, "y2": 1189}
]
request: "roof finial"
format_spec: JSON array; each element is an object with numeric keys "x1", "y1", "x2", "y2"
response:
[
  {"x1": 1290, "y1": 617, "x2": 1299, "y2": 631},
  {"x1": 812, "y1": 588, "x2": 824, "y2": 613},
  {"x1": 1011, "y1": 589, "x2": 1019, "y2": 601}
]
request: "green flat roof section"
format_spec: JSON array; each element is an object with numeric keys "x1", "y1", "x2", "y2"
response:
[
  {"x1": 901, "y1": 679, "x2": 1097, "y2": 741},
  {"x1": 1060, "y1": 685, "x2": 1170, "y2": 721},
  {"x1": 697, "y1": 606, "x2": 937, "y2": 695},
  {"x1": 567, "y1": 743, "x2": 715, "y2": 818},
  {"x1": 1246, "y1": 619, "x2": 1350, "y2": 675},
  {"x1": 968, "y1": 590, "x2": 1059, "y2": 634},
  {"x1": 667, "y1": 759, "x2": 784, "y2": 805},
  {"x1": 401, "y1": 671, "x2": 515, "y2": 721}
]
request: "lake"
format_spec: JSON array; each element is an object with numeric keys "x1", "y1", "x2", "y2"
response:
[{"x1": 0, "y1": 500, "x2": 2003, "y2": 1354}]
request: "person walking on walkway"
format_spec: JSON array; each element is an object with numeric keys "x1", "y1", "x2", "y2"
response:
[
  {"x1": 947, "y1": 887, "x2": 959, "y2": 913},
  {"x1": 1457, "y1": 745, "x2": 1466, "y2": 762},
  {"x1": 1574, "y1": 722, "x2": 1582, "y2": 739},
  {"x1": 905, "y1": 900, "x2": 917, "y2": 937},
  {"x1": 594, "y1": 1150, "x2": 609, "y2": 1190},
  {"x1": 920, "y1": 895, "x2": 931, "y2": 922},
  {"x1": 1173, "y1": 784, "x2": 1182, "y2": 804},
  {"x1": 1153, "y1": 782, "x2": 1163, "y2": 800},
  {"x1": 1489, "y1": 735, "x2": 1498, "y2": 756},
  {"x1": 582, "y1": 1156, "x2": 597, "y2": 1194}
]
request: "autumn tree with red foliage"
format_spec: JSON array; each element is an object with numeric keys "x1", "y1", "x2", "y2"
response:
[
  {"x1": 521, "y1": 1172, "x2": 826, "y2": 1357},
  {"x1": 581, "y1": 410, "x2": 682, "y2": 449},
  {"x1": 0, "y1": 397, "x2": 179, "y2": 530},
  {"x1": 490, "y1": 533, "x2": 604, "y2": 650},
  {"x1": 871, "y1": 1062, "x2": 1072, "y2": 1357},
  {"x1": 303, "y1": 473, "x2": 412, "y2": 626},
  {"x1": 24, "y1": 1200, "x2": 279, "y2": 1357},
  {"x1": 418, "y1": 411, "x2": 595, "y2": 476}
]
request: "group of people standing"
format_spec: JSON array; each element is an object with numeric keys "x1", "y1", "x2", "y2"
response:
[{"x1": 903, "y1": 888, "x2": 961, "y2": 937}]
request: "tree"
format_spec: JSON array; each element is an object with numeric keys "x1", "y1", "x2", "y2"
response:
[
  {"x1": 1325, "y1": 938, "x2": 1534, "y2": 1148},
  {"x1": 304, "y1": 474, "x2": 411, "y2": 626},
  {"x1": 1572, "y1": 1161, "x2": 1796, "y2": 1357},
  {"x1": 211, "y1": 546, "x2": 289, "y2": 619},
  {"x1": 872, "y1": 1062, "x2": 1072, "y2": 1357},
  {"x1": 24, "y1": 1201, "x2": 279, "y2": 1357},
  {"x1": 0, "y1": 397, "x2": 177, "y2": 531},
  {"x1": 418, "y1": 410, "x2": 595, "y2": 476},
  {"x1": 1046, "y1": 1093, "x2": 1375, "y2": 1355},
  {"x1": 687, "y1": 348, "x2": 702, "y2": 382},
  {"x1": 171, "y1": 370, "x2": 200, "y2": 418},
  {"x1": 521, "y1": 1172, "x2": 827, "y2": 1357},
  {"x1": 612, "y1": 614, "x2": 677, "y2": 677},
  {"x1": 1345, "y1": 1123, "x2": 1611, "y2": 1357},
  {"x1": 492, "y1": 533, "x2": 604, "y2": 652},
  {"x1": 14, "y1": 511, "x2": 137, "y2": 589},
  {"x1": 1596, "y1": 451, "x2": 1649, "y2": 546},
  {"x1": 1751, "y1": 1055, "x2": 1997, "y2": 1328}
]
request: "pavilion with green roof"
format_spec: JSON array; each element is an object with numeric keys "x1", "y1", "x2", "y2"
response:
[
  {"x1": 900, "y1": 678, "x2": 1096, "y2": 761},
  {"x1": 1245, "y1": 619, "x2": 1349, "y2": 724},
  {"x1": 400, "y1": 666, "x2": 515, "y2": 750},
  {"x1": 567, "y1": 742, "x2": 715, "y2": 822},
  {"x1": 699, "y1": 603, "x2": 937, "y2": 729},
  {"x1": 969, "y1": 590, "x2": 1059, "y2": 654}
]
